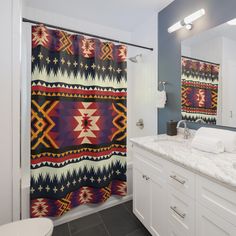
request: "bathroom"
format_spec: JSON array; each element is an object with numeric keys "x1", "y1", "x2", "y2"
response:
[{"x1": 1, "y1": 0, "x2": 236, "y2": 235}]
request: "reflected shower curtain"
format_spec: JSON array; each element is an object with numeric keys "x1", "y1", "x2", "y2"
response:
[
  {"x1": 181, "y1": 56, "x2": 220, "y2": 124},
  {"x1": 30, "y1": 25, "x2": 127, "y2": 217}
]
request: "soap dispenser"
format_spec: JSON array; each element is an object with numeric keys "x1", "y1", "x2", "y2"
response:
[{"x1": 166, "y1": 120, "x2": 177, "y2": 136}]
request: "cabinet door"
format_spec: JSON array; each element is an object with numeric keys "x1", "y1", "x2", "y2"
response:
[
  {"x1": 196, "y1": 204, "x2": 236, "y2": 236},
  {"x1": 167, "y1": 221, "x2": 188, "y2": 236},
  {"x1": 149, "y1": 176, "x2": 166, "y2": 236},
  {"x1": 133, "y1": 167, "x2": 150, "y2": 225}
]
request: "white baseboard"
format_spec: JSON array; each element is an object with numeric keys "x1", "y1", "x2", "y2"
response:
[{"x1": 53, "y1": 194, "x2": 133, "y2": 226}]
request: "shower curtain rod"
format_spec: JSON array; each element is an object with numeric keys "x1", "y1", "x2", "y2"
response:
[{"x1": 22, "y1": 18, "x2": 154, "y2": 51}]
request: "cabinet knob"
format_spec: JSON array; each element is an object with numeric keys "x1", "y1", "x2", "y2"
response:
[{"x1": 142, "y1": 174, "x2": 150, "y2": 181}]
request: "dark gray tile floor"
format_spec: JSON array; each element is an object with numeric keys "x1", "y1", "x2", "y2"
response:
[{"x1": 52, "y1": 201, "x2": 151, "y2": 236}]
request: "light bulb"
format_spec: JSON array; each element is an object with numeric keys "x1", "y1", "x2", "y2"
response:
[
  {"x1": 184, "y1": 9, "x2": 205, "y2": 25},
  {"x1": 227, "y1": 18, "x2": 236, "y2": 25},
  {"x1": 168, "y1": 21, "x2": 183, "y2": 33}
]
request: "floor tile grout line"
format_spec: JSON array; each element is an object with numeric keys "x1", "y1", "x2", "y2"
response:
[
  {"x1": 102, "y1": 221, "x2": 111, "y2": 236},
  {"x1": 67, "y1": 223, "x2": 72, "y2": 236},
  {"x1": 122, "y1": 201, "x2": 132, "y2": 213},
  {"x1": 59, "y1": 201, "x2": 135, "y2": 236},
  {"x1": 125, "y1": 228, "x2": 140, "y2": 236},
  {"x1": 122, "y1": 201, "x2": 149, "y2": 234},
  {"x1": 98, "y1": 212, "x2": 111, "y2": 236},
  {"x1": 98, "y1": 202, "x2": 143, "y2": 236},
  {"x1": 67, "y1": 213, "x2": 102, "y2": 235},
  {"x1": 122, "y1": 201, "x2": 136, "y2": 219}
]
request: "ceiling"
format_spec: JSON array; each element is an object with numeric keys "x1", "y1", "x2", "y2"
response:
[{"x1": 23, "y1": 0, "x2": 174, "y2": 31}]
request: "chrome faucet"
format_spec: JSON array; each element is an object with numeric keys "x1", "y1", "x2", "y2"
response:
[{"x1": 176, "y1": 120, "x2": 190, "y2": 139}]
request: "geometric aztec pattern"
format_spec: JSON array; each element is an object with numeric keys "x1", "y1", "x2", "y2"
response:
[
  {"x1": 181, "y1": 56, "x2": 220, "y2": 124},
  {"x1": 31, "y1": 25, "x2": 127, "y2": 218}
]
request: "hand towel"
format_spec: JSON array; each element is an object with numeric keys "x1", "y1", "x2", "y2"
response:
[
  {"x1": 157, "y1": 90, "x2": 167, "y2": 108},
  {"x1": 191, "y1": 135, "x2": 224, "y2": 154},
  {"x1": 195, "y1": 127, "x2": 236, "y2": 152}
]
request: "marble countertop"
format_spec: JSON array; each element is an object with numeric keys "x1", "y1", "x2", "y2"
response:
[{"x1": 130, "y1": 134, "x2": 236, "y2": 190}]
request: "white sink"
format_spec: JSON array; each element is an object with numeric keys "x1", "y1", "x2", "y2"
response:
[
  {"x1": 152, "y1": 137, "x2": 191, "y2": 152},
  {"x1": 155, "y1": 139, "x2": 184, "y2": 143},
  {"x1": 153, "y1": 137, "x2": 187, "y2": 145}
]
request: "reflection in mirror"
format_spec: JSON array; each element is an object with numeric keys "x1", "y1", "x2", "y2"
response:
[{"x1": 181, "y1": 18, "x2": 236, "y2": 128}]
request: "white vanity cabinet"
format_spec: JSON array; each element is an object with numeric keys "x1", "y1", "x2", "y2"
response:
[{"x1": 132, "y1": 145, "x2": 236, "y2": 236}]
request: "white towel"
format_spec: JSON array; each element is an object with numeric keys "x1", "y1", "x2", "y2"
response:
[
  {"x1": 195, "y1": 127, "x2": 236, "y2": 152},
  {"x1": 157, "y1": 90, "x2": 167, "y2": 108},
  {"x1": 191, "y1": 135, "x2": 224, "y2": 154}
]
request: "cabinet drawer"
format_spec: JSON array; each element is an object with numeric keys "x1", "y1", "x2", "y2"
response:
[
  {"x1": 133, "y1": 152, "x2": 165, "y2": 181},
  {"x1": 196, "y1": 203, "x2": 236, "y2": 236},
  {"x1": 196, "y1": 175, "x2": 236, "y2": 226},
  {"x1": 133, "y1": 153, "x2": 152, "y2": 174},
  {"x1": 167, "y1": 161, "x2": 195, "y2": 199},
  {"x1": 167, "y1": 186, "x2": 195, "y2": 236}
]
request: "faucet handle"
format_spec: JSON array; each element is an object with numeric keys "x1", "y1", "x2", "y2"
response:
[
  {"x1": 184, "y1": 128, "x2": 190, "y2": 139},
  {"x1": 136, "y1": 119, "x2": 144, "y2": 129}
]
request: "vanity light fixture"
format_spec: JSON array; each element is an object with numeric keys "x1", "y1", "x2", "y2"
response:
[
  {"x1": 168, "y1": 9, "x2": 205, "y2": 33},
  {"x1": 227, "y1": 18, "x2": 236, "y2": 25}
]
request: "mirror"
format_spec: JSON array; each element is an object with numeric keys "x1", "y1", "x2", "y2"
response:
[{"x1": 181, "y1": 19, "x2": 236, "y2": 128}]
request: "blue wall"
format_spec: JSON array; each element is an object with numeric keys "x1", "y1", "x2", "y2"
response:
[{"x1": 158, "y1": 0, "x2": 236, "y2": 133}]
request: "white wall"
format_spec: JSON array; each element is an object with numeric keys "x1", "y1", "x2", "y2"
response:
[
  {"x1": 181, "y1": 45, "x2": 191, "y2": 57},
  {"x1": 129, "y1": 13, "x2": 158, "y2": 141},
  {"x1": 23, "y1": 7, "x2": 131, "y2": 43},
  {"x1": 182, "y1": 37, "x2": 222, "y2": 64},
  {"x1": 0, "y1": 0, "x2": 13, "y2": 225},
  {"x1": 221, "y1": 37, "x2": 236, "y2": 127},
  {"x1": 0, "y1": 0, "x2": 21, "y2": 225}
]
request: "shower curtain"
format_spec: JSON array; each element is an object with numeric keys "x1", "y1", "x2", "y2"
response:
[
  {"x1": 30, "y1": 25, "x2": 127, "y2": 217},
  {"x1": 181, "y1": 56, "x2": 220, "y2": 124}
]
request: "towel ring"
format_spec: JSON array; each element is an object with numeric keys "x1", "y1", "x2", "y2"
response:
[{"x1": 159, "y1": 81, "x2": 166, "y2": 91}]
